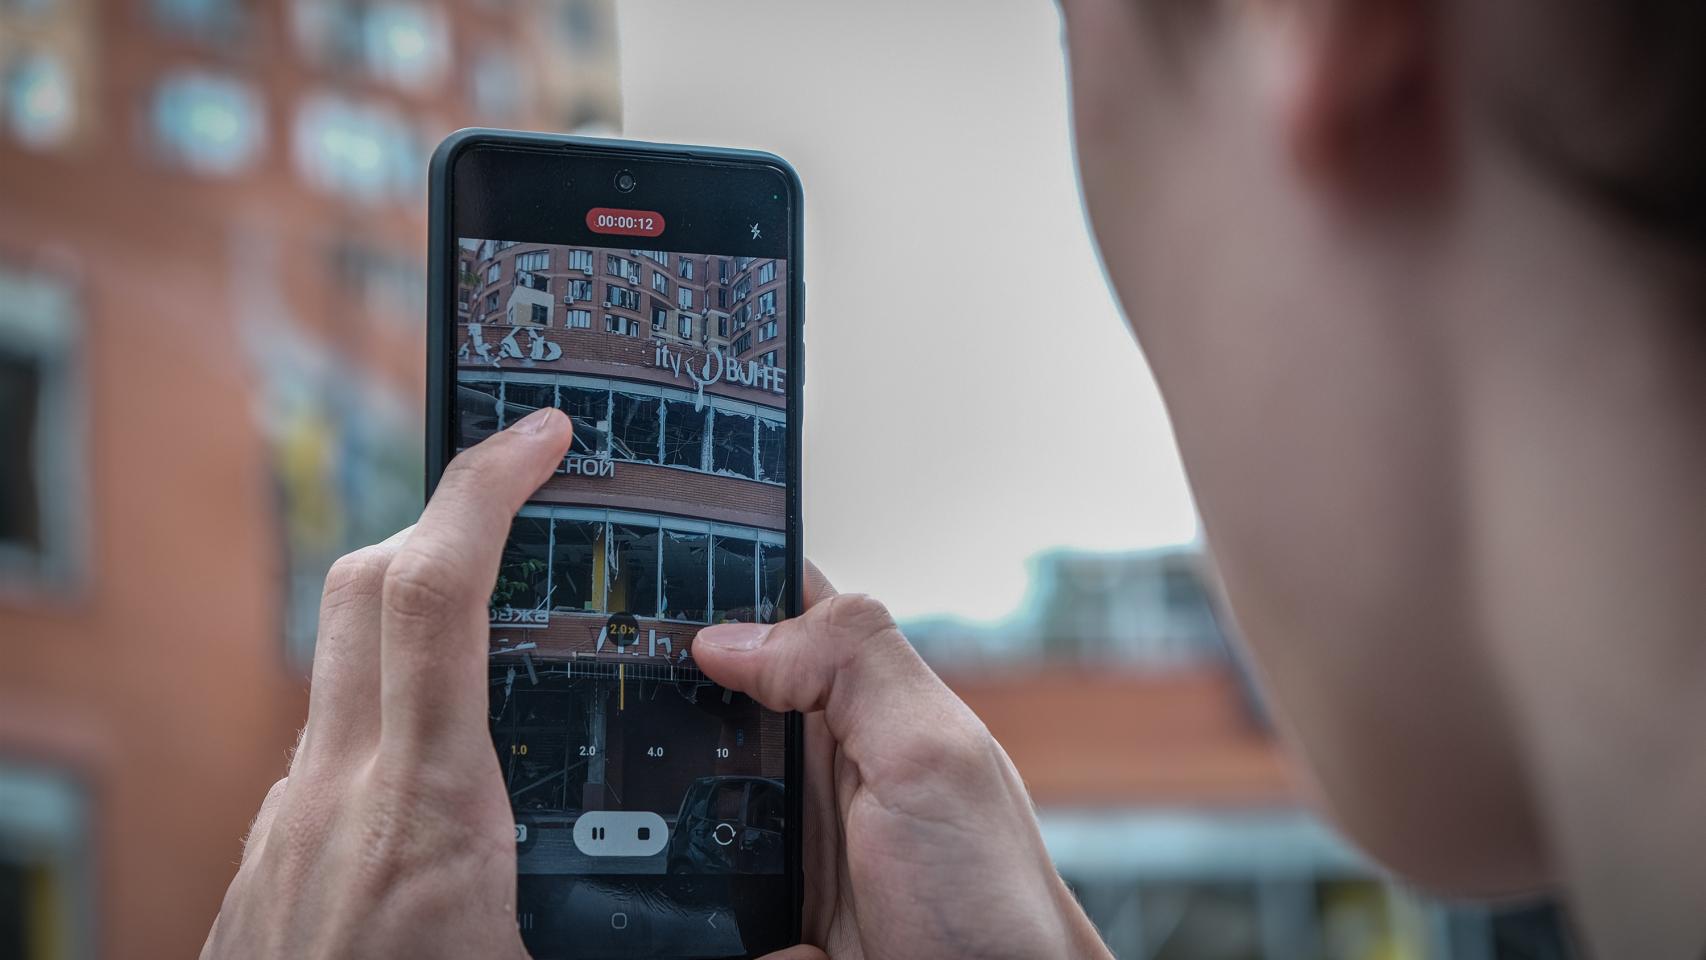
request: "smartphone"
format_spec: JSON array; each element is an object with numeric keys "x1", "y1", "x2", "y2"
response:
[{"x1": 426, "y1": 130, "x2": 804, "y2": 959}]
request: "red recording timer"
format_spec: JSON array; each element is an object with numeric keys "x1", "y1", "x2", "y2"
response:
[{"x1": 586, "y1": 207, "x2": 666, "y2": 238}]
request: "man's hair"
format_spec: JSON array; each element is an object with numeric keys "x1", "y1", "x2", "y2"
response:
[{"x1": 1487, "y1": 0, "x2": 1706, "y2": 245}]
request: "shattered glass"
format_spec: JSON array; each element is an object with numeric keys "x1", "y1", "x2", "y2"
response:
[
  {"x1": 712, "y1": 535, "x2": 757, "y2": 622},
  {"x1": 611, "y1": 393, "x2": 659, "y2": 463},
  {"x1": 458, "y1": 381, "x2": 498, "y2": 447},
  {"x1": 502, "y1": 381, "x2": 554, "y2": 429},
  {"x1": 556, "y1": 385, "x2": 609, "y2": 456},
  {"x1": 661, "y1": 399, "x2": 707, "y2": 469},
  {"x1": 757, "y1": 418, "x2": 785, "y2": 484},
  {"x1": 711, "y1": 410, "x2": 756, "y2": 478},
  {"x1": 659, "y1": 528, "x2": 709, "y2": 623},
  {"x1": 759, "y1": 541, "x2": 787, "y2": 623},
  {"x1": 607, "y1": 523, "x2": 659, "y2": 617},
  {"x1": 496, "y1": 516, "x2": 551, "y2": 611},
  {"x1": 550, "y1": 518, "x2": 602, "y2": 614}
]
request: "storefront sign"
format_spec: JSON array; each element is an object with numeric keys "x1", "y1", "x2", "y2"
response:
[
  {"x1": 491, "y1": 606, "x2": 549, "y2": 628},
  {"x1": 460, "y1": 323, "x2": 562, "y2": 366},
  {"x1": 563, "y1": 456, "x2": 615, "y2": 478},
  {"x1": 652, "y1": 341, "x2": 785, "y2": 402}
]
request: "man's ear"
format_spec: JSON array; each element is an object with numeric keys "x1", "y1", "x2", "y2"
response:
[{"x1": 1268, "y1": 0, "x2": 1450, "y2": 200}]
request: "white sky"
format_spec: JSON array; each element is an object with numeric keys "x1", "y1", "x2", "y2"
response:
[{"x1": 619, "y1": 0, "x2": 1198, "y2": 622}]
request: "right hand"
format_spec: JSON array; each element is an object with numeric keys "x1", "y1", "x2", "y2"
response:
[{"x1": 693, "y1": 567, "x2": 1111, "y2": 960}]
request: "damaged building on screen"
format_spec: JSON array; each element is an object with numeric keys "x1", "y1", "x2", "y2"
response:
[{"x1": 456, "y1": 239, "x2": 790, "y2": 835}]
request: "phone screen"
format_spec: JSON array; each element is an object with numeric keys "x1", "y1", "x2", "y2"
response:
[{"x1": 438, "y1": 140, "x2": 801, "y2": 959}]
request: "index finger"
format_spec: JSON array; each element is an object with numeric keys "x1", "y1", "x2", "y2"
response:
[{"x1": 378, "y1": 407, "x2": 573, "y2": 746}]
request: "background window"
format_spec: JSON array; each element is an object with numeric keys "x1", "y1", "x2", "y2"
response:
[
  {"x1": 712, "y1": 535, "x2": 757, "y2": 622},
  {"x1": 677, "y1": 286, "x2": 693, "y2": 309},
  {"x1": 529, "y1": 303, "x2": 547, "y2": 324},
  {"x1": 678, "y1": 315, "x2": 692, "y2": 339},
  {"x1": 565, "y1": 309, "x2": 591, "y2": 328},
  {"x1": 611, "y1": 393, "x2": 659, "y2": 462},
  {"x1": 711, "y1": 410, "x2": 755, "y2": 478},
  {"x1": 760, "y1": 320, "x2": 778, "y2": 342},
  {"x1": 758, "y1": 290, "x2": 777, "y2": 316},
  {"x1": 0, "y1": 269, "x2": 79, "y2": 584},
  {"x1": 661, "y1": 399, "x2": 707, "y2": 468},
  {"x1": 659, "y1": 529, "x2": 709, "y2": 623},
  {"x1": 652, "y1": 306, "x2": 667, "y2": 330},
  {"x1": 758, "y1": 261, "x2": 777, "y2": 284},
  {"x1": 487, "y1": 263, "x2": 501, "y2": 283},
  {"x1": 152, "y1": 71, "x2": 265, "y2": 175},
  {"x1": 608, "y1": 523, "x2": 659, "y2": 618},
  {"x1": 4, "y1": 54, "x2": 75, "y2": 149},
  {"x1": 568, "y1": 249, "x2": 594, "y2": 272},
  {"x1": 516, "y1": 250, "x2": 550, "y2": 272},
  {"x1": 651, "y1": 271, "x2": 668, "y2": 294},
  {"x1": 567, "y1": 279, "x2": 593, "y2": 301},
  {"x1": 550, "y1": 518, "x2": 602, "y2": 614},
  {"x1": 678, "y1": 259, "x2": 694, "y2": 279}
]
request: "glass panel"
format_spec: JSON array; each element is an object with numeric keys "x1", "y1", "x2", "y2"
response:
[
  {"x1": 495, "y1": 515, "x2": 550, "y2": 613},
  {"x1": 607, "y1": 522, "x2": 659, "y2": 618},
  {"x1": 556, "y1": 386, "x2": 608, "y2": 456},
  {"x1": 711, "y1": 410, "x2": 755, "y2": 478},
  {"x1": 659, "y1": 529, "x2": 709, "y2": 623},
  {"x1": 711, "y1": 781, "x2": 745, "y2": 821},
  {"x1": 457, "y1": 381, "x2": 499, "y2": 448},
  {"x1": 661, "y1": 399, "x2": 707, "y2": 469},
  {"x1": 502, "y1": 381, "x2": 554, "y2": 429},
  {"x1": 759, "y1": 541, "x2": 787, "y2": 623},
  {"x1": 610, "y1": 393, "x2": 659, "y2": 463},
  {"x1": 712, "y1": 535, "x2": 757, "y2": 623},
  {"x1": 550, "y1": 519, "x2": 602, "y2": 614},
  {"x1": 757, "y1": 418, "x2": 786, "y2": 484}
]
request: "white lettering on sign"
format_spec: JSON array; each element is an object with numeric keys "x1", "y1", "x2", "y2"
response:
[
  {"x1": 652, "y1": 341, "x2": 785, "y2": 406},
  {"x1": 490, "y1": 606, "x2": 549, "y2": 628},
  {"x1": 594, "y1": 625, "x2": 689, "y2": 660},
  {"x1": 563, "y1": 457, "x2": 615, "y2": 478},
  {"x1": 459, "y1": 324, "x2": 562, "y2": 367}
]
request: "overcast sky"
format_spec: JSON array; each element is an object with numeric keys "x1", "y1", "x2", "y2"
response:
[{"x1": 619, "y1": 0, "x2": 1198, "y2": 623}]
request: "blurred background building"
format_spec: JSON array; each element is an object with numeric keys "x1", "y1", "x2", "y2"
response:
[
  {"x1": 908, "y1": 551, "x2": 1573, "y2": 960},
  {"x1": 0, "y1": 1, "x2": 619, "y2": 957}
]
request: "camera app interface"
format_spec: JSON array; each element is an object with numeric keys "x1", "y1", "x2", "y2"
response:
[{"x1": 457, "y1": 234, "x2": 790, "y2": 958}]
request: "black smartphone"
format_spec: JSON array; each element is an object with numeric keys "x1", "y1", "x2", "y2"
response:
[{"x1": 426, "y1": 130, "x2": 804, "y2": 959}]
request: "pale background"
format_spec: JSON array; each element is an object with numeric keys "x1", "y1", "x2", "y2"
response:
[{"x1": 620, "y1": 0, "x2": 1199, "y2": 622}]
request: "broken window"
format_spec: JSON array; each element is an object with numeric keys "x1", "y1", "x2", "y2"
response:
[
  {"x1": 610, "y1": 393, "x2": 659, "y2": 463},
  {"x1": 712, "y1": 535, "x2": 757, "y2": 622},
  {"x1": 757, "y1": 417, "x2": 785, "y2": 484},
  {"x1": 661, "y1": 399, "x2": 707, "y2": 469},
  {"x1": 495, "y1": 515, "x2": 551, "y2": 612},
  {"x1": 556, "y1": 385, "x2": 608, "y2": 456},
  {"x1": 501, "y1": 381, "x2": 554, "y2": 429},
  {"x1": 759, "y1": 541, "x2": 787, "y2": 623},
  {"x1": 711, "y1": 409, "x2": 755, "y2": 478},
  {"x1": 457, "y1": 381, "x2": 499, "y2": 447},
  {"x1": 550, "y1": 518, "x2": 602, "y2": 614},
  {"x1": 607, "y1": 522, "x2": 659, "y2": 618},
  {"x1": 659, "y1": 529, "x2": 709, "y2": 623}
]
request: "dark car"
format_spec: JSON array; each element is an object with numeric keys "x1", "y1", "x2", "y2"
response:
[{"x1": 667, "y1": 776, "x2": 785, "y2": 874}]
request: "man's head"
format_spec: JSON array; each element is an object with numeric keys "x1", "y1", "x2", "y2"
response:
[{"x1": 1060, "y1": 0, "x2": 1706, "y2": 896}]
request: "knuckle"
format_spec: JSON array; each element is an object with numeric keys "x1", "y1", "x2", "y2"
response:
[
  {"x1": 321, "y1": 546, "x2": 392, "y2": 611},
  {"x1": 818, "y1": 592, "x2": 899, "y2": 639},
  {"x1": 381, "y1": 548, "x2": 469, "y2": 626}
]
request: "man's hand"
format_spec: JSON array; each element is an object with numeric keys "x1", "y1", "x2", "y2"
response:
[
  {"x1": 695, "y1": 570, "x2": 1112, "y2": 960},
  {"x1": 202, "y1": 406, "x2": 574, "y2": 959}
]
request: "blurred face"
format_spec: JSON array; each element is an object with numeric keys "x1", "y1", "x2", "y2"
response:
[{"x1": 1059, "y1": 0, "x2": 1549, "y2": 894}]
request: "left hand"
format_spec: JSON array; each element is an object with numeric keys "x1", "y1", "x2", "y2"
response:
[{"x1": 201, "y1": 406, "x2": 575, "y2": 958}]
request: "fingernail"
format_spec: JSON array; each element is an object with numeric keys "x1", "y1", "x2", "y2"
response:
[
  {"x1": 697, "y1": 623, "x2": 771, "y2": 651},
  {"x1": 512, "y1": 407, "x2": 557, "y2": 434}
]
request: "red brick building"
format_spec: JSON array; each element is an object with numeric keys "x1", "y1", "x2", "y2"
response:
[{"x1": 0, "y1": 3, "x2": 619, "y2": 958}]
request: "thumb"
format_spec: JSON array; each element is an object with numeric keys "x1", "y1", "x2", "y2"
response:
[{"x1": 756, "y1": 949, "x2": 829, "y2": 960}]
